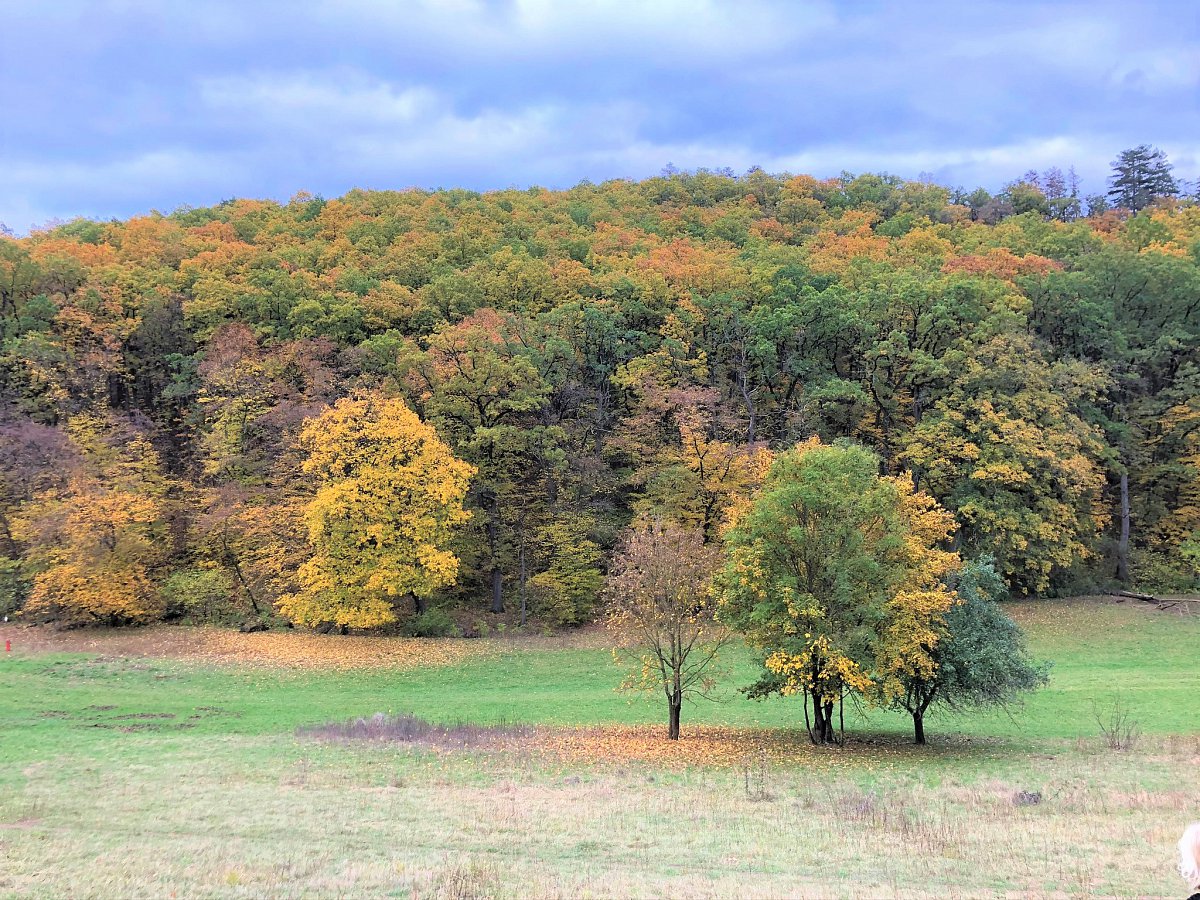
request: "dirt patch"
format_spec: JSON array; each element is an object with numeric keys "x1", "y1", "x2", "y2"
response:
[
  {"x1": 113, "y1": 712, "x2": 176, "y2": 720},
  {"x1": 301, "y1": 713, "x2": 534, "y2": 750},
  {"x1": 0, "y1": 819, "x2": 41, "y2": 830}
]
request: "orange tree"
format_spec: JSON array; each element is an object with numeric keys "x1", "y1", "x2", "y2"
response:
[{"x1": 605, "y1": 522, "x2": 728, "y2": 740}]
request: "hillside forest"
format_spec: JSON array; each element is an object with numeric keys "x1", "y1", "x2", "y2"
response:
[{"x1": 1, "y1": 156, "x2": 1198, "y2": 632}]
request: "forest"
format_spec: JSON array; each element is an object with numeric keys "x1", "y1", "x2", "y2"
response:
[{"x1": 1, "y1": 152, "x2": 1198, "y2": 634}]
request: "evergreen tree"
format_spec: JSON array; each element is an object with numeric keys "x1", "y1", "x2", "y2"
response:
[{"x1": 1108, "y1": 145, "x2": 1177, "y2": 211}]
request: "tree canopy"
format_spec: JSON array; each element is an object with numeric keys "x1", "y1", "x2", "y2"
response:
[
  {"x1": 278, "y1": 393, "x2": 474, "y2": 629},
  {"x1": 1, "y1": 164, "x2": 1197, "y2": 628}
]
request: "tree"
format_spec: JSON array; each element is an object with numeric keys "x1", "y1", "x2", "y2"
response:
[
  {"x1": 888, "y1": 557, "x2": 1049, "y2": 744},
  {"x1": 1108, "y1": 145, "x2": 1177, "y2": 212},
  {"x1": 406, "y1": 309, "x2": 552, "y2": 614},
  {"x1": 15, "y1": 415, "x2": 170, "y2": 625},
  {"x1": 1005, "y1": 181, "x2": 1050, "y2": 217},
  {"x1": 278, "y1": 394, "x2": 475, "y2": 630},
  {"x1": 719, "y1": 439, "x2": 958, "y2": 744},
  {"x1": 605, "y1": 522, "x2": 728, "y2": 740},
  {"x1": 905, "y1": 334, "x2": 1109, "y2": 595}
]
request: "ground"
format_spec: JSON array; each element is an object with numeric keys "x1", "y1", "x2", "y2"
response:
[{"x1": 1, "y1": 597, "x2": 1197, "y2": 898}]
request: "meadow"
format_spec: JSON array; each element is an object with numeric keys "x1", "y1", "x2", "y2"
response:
[{"x1": 2, "y1": 597, "x2": 1198, "y2": 898}]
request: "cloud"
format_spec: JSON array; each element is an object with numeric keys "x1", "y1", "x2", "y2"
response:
[
  {"x1": 319, "y1": 0, "x2": 833, "y2": 62},
  {"x1": 1, "y1": 1, "x2": 1197, "y2": 228},
  {"x1": 199, "y1": 72, "x2": 439, "y2": 130},
  {"x1": 0, "y1": 150, "x2": 248, "y2": 228}
]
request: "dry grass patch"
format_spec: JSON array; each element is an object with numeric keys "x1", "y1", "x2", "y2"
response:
[{"x1": 3, "y1": 734, "x2": 1195, "y2": 898}]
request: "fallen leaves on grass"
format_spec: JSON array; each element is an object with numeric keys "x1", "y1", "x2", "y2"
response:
[
  {"x1": 189, "y1": 629, "x2": 488, "y2": 671},
  {"x1": 529, "y1": 724, "x2": 948, "y2": 769},
  {"x1": 300, "y1": 713, "x2": 960, "y2": 770},
  {"x1": 0, "y1": 624, "x2": 493, "y2": 672}
]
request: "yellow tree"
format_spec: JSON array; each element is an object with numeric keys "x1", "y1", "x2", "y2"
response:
[
  {"x1": 16, "y1": 416, "x2": 169, "y2": 624},
  {"x1": 871, "y1": 474, "x2": 961, "y2": 739},
  {"x1": 905, "y1": 334, "x2": 1108, "y2": 594},
  {"x1": 21, "y1": 481, "x2": 162, "y2": 623},
  {"x1": 278, "y1": 394, "x2": 475, "y2": 629},
  {"x1": 678, "y1": 423, "x2": 774, "y2": 539}
]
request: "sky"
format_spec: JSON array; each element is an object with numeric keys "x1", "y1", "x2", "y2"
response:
[{"x1": 2, "y1": 0, "x2": 1198, "y2": 231}]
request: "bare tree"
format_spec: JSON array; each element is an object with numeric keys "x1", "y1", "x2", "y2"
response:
[{"x1": 605, "y1": 522, "x2": 728, "y2": 740}]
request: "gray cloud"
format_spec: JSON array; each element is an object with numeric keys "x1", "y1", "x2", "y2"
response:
[{"x1": 2, "y1": 0, "x2": 1197, "y2": 230}]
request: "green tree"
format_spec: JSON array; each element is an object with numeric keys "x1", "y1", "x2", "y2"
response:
[
  {"x1": 905, "y1": 334, "x2": 1109, "y2": 595},
  {"x1": 719, "y1": 439, "x2": 958, "y2": 744},
  {"x1": 529, "y1": 516, "x2": 604, "y2": 626},
  {"x1": 406, "y1": 309, "x2": 553, "y2": 614}
]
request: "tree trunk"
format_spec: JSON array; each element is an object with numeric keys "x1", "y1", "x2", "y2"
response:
[
  {"x1": 668, "y1": 695, "x2": 681, "y2": 740},
  {"x1": 519, "y1": 538, "x2": 527, "y2": 627},
  {"x1": 222, "y1": 528, "x2": 263, "y2": 616},
  {"x1": 1117, "y1": 470, "x2": 1130, "y2": 585},
  {"x1": 912, "y1": 710, "x2": 926, "y2": 745},
  {"x1": 490, "y1": 566, "x2": 504, "y2": 614},
  {"x1": 0, "y1": 510, "x2": 19, "y2": 558},
  {"x1": 738, "y1": 357, "x2": 757, "y2": 445},
  {"x1": 486, "y1": 506, "x2": 504, "y2": 613},
  {"x1": 809, "y1": 689, "x2": 831, "y2": 745},
  {"x1": 412, "y1": 593, "x2": 426, "y2": 615}
]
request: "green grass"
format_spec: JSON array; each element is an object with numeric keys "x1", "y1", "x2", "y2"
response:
[
  {"x1": 1, "y1": 598, "x2": 1198, "y2": 897},
  {"x1": 3, "y1": 599, "x2": 1196, "y2": 765}
]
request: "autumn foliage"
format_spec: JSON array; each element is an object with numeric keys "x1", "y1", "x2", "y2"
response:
[
  {"x1": 278, "y1": 394, "x2": 474, "y2": 629},
  {"x1": 0, "y1": 167, "x2": 1196, "y2": 631},
  {"x1": 605, "y1": 522, "x2": 727, "y2": 739},
  {"x1": 720, "y1": 440, "x2": 960, "y2": 744}
]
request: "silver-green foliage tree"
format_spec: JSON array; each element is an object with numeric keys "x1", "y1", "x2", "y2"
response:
[{"x1": 890, "y1": 556, "x2": 1050, "y2": 744}]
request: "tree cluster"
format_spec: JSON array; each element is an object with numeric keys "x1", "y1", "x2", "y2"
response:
[{"x1": 1, "y1": 154, "x2": 1198, "y2": 629}]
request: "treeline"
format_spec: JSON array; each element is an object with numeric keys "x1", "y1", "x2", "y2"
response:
[{"x1": 1, "y1": 160, "x2": 1198, "y2": 628}]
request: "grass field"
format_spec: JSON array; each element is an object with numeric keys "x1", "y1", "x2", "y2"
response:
[{"x1": 1, "y1": 597, "x2": 1198, "y2": 897}]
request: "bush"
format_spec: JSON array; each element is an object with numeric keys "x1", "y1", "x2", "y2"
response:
[
  {"x1": 529, "y1": 518, "x2": 604, "y2": 626},
  {"x1": 403, "y1": 607, "x2": 460, "y2": 638},
  {"x1": 0, "y1": 556, "x2": 29, "y2": 618},
  {"x1": 160, "y1": 568, "x2": 238, "y2": 624},
  {"x1": 1131, "y1": 548, "x2": 1200, "y2": 594}
]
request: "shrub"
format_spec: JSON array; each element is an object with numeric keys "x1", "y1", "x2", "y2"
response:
[
  {"x1": 160, "y1": 568, "x2": 238, "y2": 624},
  {"x1": 403, "y1": 607, "x2": 460, "y2": 638},
  {"x1": 0, "y1": 556, "x2": 28, "y2": 618},
  {"x1": 530, "y1": 518, "x2": 603, "y2": 626},
  {"x1": 1131, "y1": 548, "x2": 1200, "y2": 594}
]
